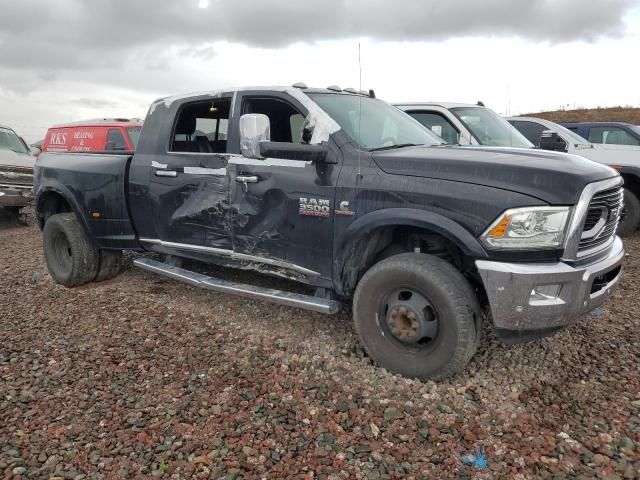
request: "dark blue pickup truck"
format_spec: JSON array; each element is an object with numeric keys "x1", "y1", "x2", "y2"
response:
[
  {"x1": 562, "y1": 122, "x2": 640, "y2": 146},
  {"x1": 33, "y1": 85, "x2": 625, "y2": 379}
]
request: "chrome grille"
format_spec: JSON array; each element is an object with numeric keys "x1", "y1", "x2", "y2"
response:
[{"x1": 578, "y1": 186, "x2": 623, "y2": 254}]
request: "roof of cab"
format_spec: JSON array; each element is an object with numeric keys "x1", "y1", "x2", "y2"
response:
[{"x1": 561, "y1": 121, "x2": 635, "y2": 127}]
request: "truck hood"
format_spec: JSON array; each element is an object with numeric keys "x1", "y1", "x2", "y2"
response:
[
  {"x1": 373, "y1": 145, "x2": 618, "y2": 205},
  {"x1": 0, "y1": 148, "x2": 35, "y2": 169}
]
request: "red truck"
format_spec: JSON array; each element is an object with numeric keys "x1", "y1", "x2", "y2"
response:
[{"x1": 42, "y1": 118, "x2": 142, "y2": 153}]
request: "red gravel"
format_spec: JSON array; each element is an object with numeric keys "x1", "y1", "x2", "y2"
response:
[{"x1": 1, "y1": 217, "x2": 639, "y2": 479}]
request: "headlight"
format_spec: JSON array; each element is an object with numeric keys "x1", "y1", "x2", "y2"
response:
[{"x1": 481, "y1": 207, "x2": 571, "y2": 249}]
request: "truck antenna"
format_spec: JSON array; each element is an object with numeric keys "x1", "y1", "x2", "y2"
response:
[{"x1": 358, "y1": 42, "x2": 362, "y2": 177}]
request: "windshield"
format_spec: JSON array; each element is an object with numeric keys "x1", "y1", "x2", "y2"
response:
[
  {"x1": 308, "y1": 94, "x2": 443, "y2": 150},
  {"x1": 126, "y1": 126, "x2": 142, "y2": 149},
  {"x1": 0, "y1": 128, "x2": 29, "y2": 154},
  {"x1": 451, "y1": 107, "x2": 533, "y2": 148}
]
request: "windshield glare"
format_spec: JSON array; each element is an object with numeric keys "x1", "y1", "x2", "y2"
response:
[
  {"x1": 0, "y1": 128, "x2": 29, "y2": 154},
  {"x1": 452, "y1": 107, "x2": 533, "y2": 148},
  {"x1": 553, "y1": 123, "x2": 591, "y2": 146},
  {"x1": 309, "y1": 94, "x2": 443, "y2": 150}
]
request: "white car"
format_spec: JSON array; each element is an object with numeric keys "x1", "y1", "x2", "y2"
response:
[
  {"x1": 507, "y1": 116, "x2": 640, "y2": 236},
  {"x1": 0, "y1": 124, "x2": 35, "y2": 211}
]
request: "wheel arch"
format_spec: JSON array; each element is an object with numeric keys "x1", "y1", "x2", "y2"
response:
[
  {"x1": 333, "y1": 208, "x2": 487, "y2": 296},
  {"x1": 36, "y1": 186, "x2": 90, "y2": 237}
]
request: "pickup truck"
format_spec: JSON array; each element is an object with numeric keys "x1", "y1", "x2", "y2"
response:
[
  {"x1": 508, "y1": 116, "x2": 640, "y2": 236},
  {"x1": 561, "y1": 122, "x2": 640, "y2": 147},
  {"x1": 34, "y1": 85, "x2": 625, "y2": 379},
  {"x1": 0, "y1": 124, "x2": 35, "y2": 212},
  {"x1": 394, "y1": 102, "x2": 534, "y2": 148}
]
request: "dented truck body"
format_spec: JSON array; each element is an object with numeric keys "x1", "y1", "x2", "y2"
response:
[{"x1": 34, "y1": 86, "x2": 626, "y2": 378}]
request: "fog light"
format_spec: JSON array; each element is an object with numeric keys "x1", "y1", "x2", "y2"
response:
[{"x1": 530, "y1": 284, "x2": 562, "y2": 303}]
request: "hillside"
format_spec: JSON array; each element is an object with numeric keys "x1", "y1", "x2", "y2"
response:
[{"x1": 523, "y1": 106, "x2": 640, "y2": 124}]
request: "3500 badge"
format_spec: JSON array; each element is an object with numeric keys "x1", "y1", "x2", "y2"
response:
[{"x1": 299, "y1": 197, "x2": 331, "y2": 218}]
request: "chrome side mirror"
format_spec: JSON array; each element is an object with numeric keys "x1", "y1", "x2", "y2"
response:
[{"x1": 240, "y1": 114, "x2": 270, "y2": 159}]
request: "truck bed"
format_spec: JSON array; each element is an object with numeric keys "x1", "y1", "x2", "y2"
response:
[{"x1": 35, "y1": 152, "x2": 139, "y2": 249}]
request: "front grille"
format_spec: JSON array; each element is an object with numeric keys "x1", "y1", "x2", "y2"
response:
[
  {"x1": 0, "y1": 165, "x2": 34, "y2": 187},
  {"x1": 578, "y1": 186, "x2": 623, "y2": 254}
]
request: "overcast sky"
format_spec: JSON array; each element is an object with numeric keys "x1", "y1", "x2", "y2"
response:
[{"x1": 1, "y1": 0, "x2": 639, "y2": 142}]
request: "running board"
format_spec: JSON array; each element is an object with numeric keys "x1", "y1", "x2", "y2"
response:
[{"x1": 133, "y1": 257, "x2": 342, "y2": 315}]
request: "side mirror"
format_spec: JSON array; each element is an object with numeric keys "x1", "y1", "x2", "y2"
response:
[
  {"x1": 240, "y1": 113, "x2": 270, "y2": 159},
  {"x1": 539, "y1": 130, "x2": 567, "y2": 152}
]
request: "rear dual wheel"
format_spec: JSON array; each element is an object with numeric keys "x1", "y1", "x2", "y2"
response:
[
  {"x1": 353, "y1": 253, "x2": 480, "y2": 380},
  {"x1": 43, "y1": 213, "x2": 122, "y2": 287}
]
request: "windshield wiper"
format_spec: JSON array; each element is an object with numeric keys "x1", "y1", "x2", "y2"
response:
[{"x1": 370, "y1": 143, "x2": 423, "y2": 152}]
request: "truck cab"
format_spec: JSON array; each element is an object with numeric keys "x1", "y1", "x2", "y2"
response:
[
  {"x1": 34, "y1": 86, "x2": 625, "y2": 380},
  {"x1": 562, "y1": 122, "x2": 640, "y2": 147},
  {"x1": 394, "y1": 102, "x2": 533, "y2": 148}
]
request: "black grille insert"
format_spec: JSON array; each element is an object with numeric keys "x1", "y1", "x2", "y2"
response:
[{"x1": 578, "y1": 186, "x2": 623, "y2": 254}]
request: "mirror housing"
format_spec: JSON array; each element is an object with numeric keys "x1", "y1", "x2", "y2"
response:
[
  {"x1": 539, "y1": 130, "x2": 567, "y2": 152},
  {"x1": 240, "y1": 113, "x2": 271, "y2": 159},
  {"x1": 259, "y1": 142, "x2": 331, "y2": 163}
]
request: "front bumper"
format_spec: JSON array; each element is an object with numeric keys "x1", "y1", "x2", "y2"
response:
[
  {"x1": 476, "y1": 236, "x2": 625, "y2": 332},
  {"x1": 0, "y1": 186, "x2": 33, "y2": 208}
]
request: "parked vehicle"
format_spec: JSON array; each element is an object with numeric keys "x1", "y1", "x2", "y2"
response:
[
  {"x1": 394, "y1": 102, "x2": 533, "y2": 148},
  {"x1": 508, "y1": 116, "x2": 640, "y2": 236},
  {"x1": 561, "y1": 122, "x2": 640, "y2": 146},
  {"x1": 34, "y1": 85, "x2": 625, "y2": 379},
  {"x1": 42, "y1": 118, "x2": 143, "y2": 153},
  {"x1": 0, "y1": 124, "x2": 35, "y2": 211}
]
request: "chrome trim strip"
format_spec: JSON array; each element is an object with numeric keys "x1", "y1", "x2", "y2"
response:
[
  {"x1": 134, "y1": 257, "x2": 341, "y2": 315},
  {"x1": 139, "y1": 238, "x2": 320, "y2": 276},
  {"x1": 562, "y1": 176, "x2": 623, "y2": 261}
]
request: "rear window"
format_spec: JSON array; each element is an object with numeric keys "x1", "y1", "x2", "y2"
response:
[{"x1": 0, "y1": 128, "x2": 29, "y2": 154}]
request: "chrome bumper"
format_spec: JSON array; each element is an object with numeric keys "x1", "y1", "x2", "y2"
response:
[
  {"x1": 0, "y1": 185, "x2": 33, "y2": 208},
  {"x1": 476, "y1": 236, "x2": 625, "y2": 331}
]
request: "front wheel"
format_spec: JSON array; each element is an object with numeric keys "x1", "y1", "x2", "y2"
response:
[{"x1": 353, "y1": 253, "x2": 480, "y2": 380}]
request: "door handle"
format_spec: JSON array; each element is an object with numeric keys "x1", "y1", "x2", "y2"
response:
[
  {"x1": 236, "y1": 175, "x2": 259, "y2": 184},
  {"x1": 155, "y1": 170, "x2": 178, "y2": 178}
]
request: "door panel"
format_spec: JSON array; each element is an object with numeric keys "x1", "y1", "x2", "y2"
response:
[{"x1": 228, "y1": 92, "x2": 340, "y2": 282}]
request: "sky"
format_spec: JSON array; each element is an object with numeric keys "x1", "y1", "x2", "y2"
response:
[{"x1": 1, "y1": 0, "x2": 639, "y2": 143}]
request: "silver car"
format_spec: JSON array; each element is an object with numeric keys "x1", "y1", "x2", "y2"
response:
[{"x1": 0, "y1": 124, "x2": 35, "y2": 211}]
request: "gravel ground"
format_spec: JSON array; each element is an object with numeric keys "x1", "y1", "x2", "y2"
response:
[{"x1": 1, "y1": 212, "x2": 639, "y2": 479}]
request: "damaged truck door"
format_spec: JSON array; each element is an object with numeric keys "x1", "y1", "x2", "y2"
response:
[
  {"x1": 228, "y1": 91, "x2": 338, "y2": 281},
  {"x1": 130, "y1": 95, "x2": 233, "y2": 252}
]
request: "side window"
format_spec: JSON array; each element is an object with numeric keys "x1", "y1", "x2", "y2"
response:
[
  {"x1": 106, "y1": 129, "x2": 126, "y2": 151},
  {"x1": 407, "y1": 111, "x2": 459, "y2": 144},
  {"x1": 510, "y1": 121, "x2": 547, "y2": 147},
  {"x1": 589, "y1": 127, "x2": 640, "y2": 146},
  {"x1": 171, "y1": 98, "x2": 231, "y2": 153},
  {"x1": 243, "y1": 97, "x2": 305, "y2": 143}
]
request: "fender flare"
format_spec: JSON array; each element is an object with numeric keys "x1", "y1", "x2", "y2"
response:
[
  {"x1": 333, "y1": 208, "x2": 487, "y2": 294},
  {"x1": 35, "y1": 184, "x2": 91, "y2": 238}
]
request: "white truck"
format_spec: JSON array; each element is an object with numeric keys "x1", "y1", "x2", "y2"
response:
[
  {"x1": 0, "y1": 124, "x2": 35, "y2": 214},
  {"x1": 394, "y1": 102, "x2": 533, "y2": 148},
  {"x1": 507, "y1": 116, "x2": 640, "y2": 236}
]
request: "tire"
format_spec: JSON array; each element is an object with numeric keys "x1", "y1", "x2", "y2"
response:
[
  {"x1": 95, "y1": 250, "x2": 123, "y2": 282},
  {"x1": 618, "y1": 188, "x2": 640, "y2": 237},
  {"x1": 353, "y1": 253, "x2": 480, "y2": 380},
  {"x1": 43, "y1": 213, "x2": 99, "y2": 287}
]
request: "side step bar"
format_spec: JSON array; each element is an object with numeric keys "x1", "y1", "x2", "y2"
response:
[{"x1": 133, "y1": 257, "x2": 342, "y2": 315}]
